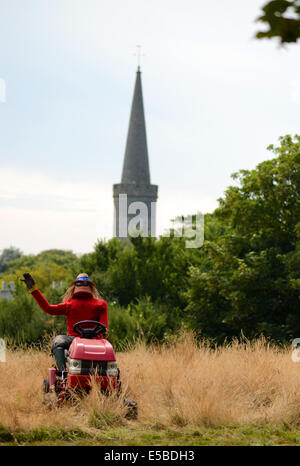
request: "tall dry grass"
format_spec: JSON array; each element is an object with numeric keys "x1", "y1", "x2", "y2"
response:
[{"x1": 1, "y1": 332, "x2": 300, "y2": 432}]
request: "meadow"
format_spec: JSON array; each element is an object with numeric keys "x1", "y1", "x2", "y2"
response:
[{"x1": 1, "y1": 333, "x2": 300, "y2": 446}]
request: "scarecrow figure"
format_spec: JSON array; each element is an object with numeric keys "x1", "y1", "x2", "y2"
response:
[{"x1": 22, "y1": 272, "x2": 108, "y2": 371}]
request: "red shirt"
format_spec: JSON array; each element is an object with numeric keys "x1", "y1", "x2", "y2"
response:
[{"x1": 32, "y1": 289, "x2": 108, "y2": 336}]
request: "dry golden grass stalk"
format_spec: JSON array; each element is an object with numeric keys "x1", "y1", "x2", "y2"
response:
[{"x1": 0, "y1": 333, "x2": 300, "y2": 431}]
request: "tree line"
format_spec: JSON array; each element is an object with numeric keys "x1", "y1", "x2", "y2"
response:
[{"x1": 0, "y1": 134, "x2": 299, "y2": 347}]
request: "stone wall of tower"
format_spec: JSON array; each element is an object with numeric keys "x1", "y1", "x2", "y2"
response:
[{"x1": 113, "y1": 183, "x2": 158, "y2": 238}]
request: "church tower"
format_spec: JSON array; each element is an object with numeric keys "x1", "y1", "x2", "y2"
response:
[{"x1": 113, "y1": 67, "x2": 158, "y2": 238}]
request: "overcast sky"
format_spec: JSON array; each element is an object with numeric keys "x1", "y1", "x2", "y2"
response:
[{"x1": 0, "y1": 0, "x2": 299, "y2": 255}]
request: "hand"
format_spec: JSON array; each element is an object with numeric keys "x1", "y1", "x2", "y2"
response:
[{"x1": 21, "y1": 273, "x2": 36, "y2": 291}]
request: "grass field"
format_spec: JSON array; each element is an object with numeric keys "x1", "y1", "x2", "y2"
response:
[{"x1": 1, "y1": 333, "x2": 300, "y2": 446}]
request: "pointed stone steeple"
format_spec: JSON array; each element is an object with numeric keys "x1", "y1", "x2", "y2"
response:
[
  {"x1": 121, "y1": 67, "x2": 150, "y2": 185},
  {"x1": 113, "y1": 67, "x2": 158, "y2": 238}
]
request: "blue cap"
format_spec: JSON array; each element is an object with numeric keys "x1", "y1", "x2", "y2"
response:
[
  {"x1": 75, "y1": 276, "x2": 92, "y2": 282},
  {"x1": 71, "y1": 274, "x2": 95, "y2": 286}
]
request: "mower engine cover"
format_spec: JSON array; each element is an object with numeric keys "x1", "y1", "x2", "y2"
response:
[
  {"x1": 69, "y1": 337, "x2": 116, "y2": 362},
  {"x1": 66, "y1": 337, "x2": 119, "y2": 389}
]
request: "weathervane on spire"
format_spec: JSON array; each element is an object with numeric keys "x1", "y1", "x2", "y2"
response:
[{"x1": 134, "y1": 45, "x2": 145, "y2": 71}]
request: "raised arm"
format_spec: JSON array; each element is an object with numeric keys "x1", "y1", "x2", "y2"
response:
[
  {"x1": 22, "y1": 273, "x2": 67, "y2": 316},
  {"x1": 31, "y1": 289, "x2": 67, "y2": 315}
]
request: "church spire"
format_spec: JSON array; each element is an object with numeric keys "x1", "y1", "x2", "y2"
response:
[
  {"x1": 113, "y1": 66, "x2": 158, "y2": 239},
  {"x1": 121, "y1": 67, "x2": 151, "y2": 185}
]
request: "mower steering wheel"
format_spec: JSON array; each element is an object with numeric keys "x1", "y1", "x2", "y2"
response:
[{"x1": 73, "y1": 320, "x2": 107, "y2": 338}]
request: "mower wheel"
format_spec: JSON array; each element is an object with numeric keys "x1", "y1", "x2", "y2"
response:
[
  {"x1": 123, "y1": 398, "x2": 138, "y2": 420},
  {"x1": 42, "y1": 379, "x2": 59, "y2": 408},
  {"x1": 43, "y1": 392, "x2": 58, "y2": 408},
  {"x1": 43, "y1": 378, "x2": 50, "y2": 393}
]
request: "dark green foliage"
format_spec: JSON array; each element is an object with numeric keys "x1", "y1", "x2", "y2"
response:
[
  {"x1": 108, "y1": 302, "x2": 139, "y2": 350},
  {"x1": 185, "y1": 135, "x2": 300, "y2": 343},
  {"x1": 0, "y1": 249, "x2": 74, "y2": 344},
  {"x1": 256, "y1": 1, "x2": 300, "y2": 43},
  {"x1": 0, "y1": 282, "x2": 59, "y2": 344},
  {"x1": 4, "y1": 249, "x2": 79, "y2": 275}
]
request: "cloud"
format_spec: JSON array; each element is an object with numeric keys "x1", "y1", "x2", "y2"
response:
[
  {"x1": 0, "y1": 167, "x2": 217, "y2": 254},
  {"x1": 0, "y1": 167, "x2": 113, "y2": 253},
  {"x1": 0, "y1": 167, "x2": 111, "y2": 211},
  {"x1": 156, "y1": 187, "x2": 217, "y2": 236}
]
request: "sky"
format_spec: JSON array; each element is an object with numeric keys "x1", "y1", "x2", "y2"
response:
[{"x1": 0, "y1": 0, "x2": 300, "y2": 255}]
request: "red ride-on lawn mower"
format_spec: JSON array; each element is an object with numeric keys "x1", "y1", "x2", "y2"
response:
[{"x1": 42, "y1": 320, "x2": 137, "y2": 419}]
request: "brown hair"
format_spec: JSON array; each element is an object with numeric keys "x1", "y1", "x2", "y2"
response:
[{"x1": 62, "y1": 273, "x2": 102, "y2": 302}]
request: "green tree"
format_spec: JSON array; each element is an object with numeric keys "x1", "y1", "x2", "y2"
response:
[
  {"x1": 256, "y1": 0, "x2": 300, "y2": 43},
  {"x1": 3, "y1": 249, "x2": 79, "y2": 275},
  {"x1": 0, "y1": 281, "x2": 59, "y2": 344},
  {"x1": 185, "y1": 135, "x2": 300, "y2": 343}
]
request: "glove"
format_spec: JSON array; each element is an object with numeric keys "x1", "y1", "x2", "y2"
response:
[{"x1": 21, "y1": 273, "x2": 37, "y2": 292}]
